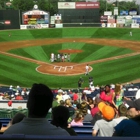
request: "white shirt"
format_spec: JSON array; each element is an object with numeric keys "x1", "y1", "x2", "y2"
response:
[
  {"x1": 86, "y1": 65, "x2": 89, "y2": 70},
  {"x1": 62, "y1": 94, "x2": 70, "y2": 101}
]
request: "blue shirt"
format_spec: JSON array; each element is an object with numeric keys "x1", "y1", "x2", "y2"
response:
[{"x1": 115, "y1": 119, "x2": 140, "y2": 137}]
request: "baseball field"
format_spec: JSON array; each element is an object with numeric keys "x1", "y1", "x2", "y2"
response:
[{"x1": 0, "y1": 28, "x2": 140, "y2": 88}]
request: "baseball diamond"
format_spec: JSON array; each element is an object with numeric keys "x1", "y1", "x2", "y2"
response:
[{"x1": 0, "y1": 28, "x2": 140, "y2": 88}]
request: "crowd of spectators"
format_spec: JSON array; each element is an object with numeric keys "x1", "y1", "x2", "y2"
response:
[{"x1": 0, "y1": 82, "x2": 140, "y2": 137}]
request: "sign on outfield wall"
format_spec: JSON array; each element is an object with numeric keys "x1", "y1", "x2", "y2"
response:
[
  {"x1": 132, "y1": 16, "x2": 140, "y2": 24},
  {"x1": 129, "y1": 11, "x2": 137, "y2": 16},
  {"x1": 131, "y1": 23, "x2": 139, "y2": 28},
  {"x1": 117, "y1": 19, "x2": 125, "y2": 24},
  {"x1": 55, "y1": 24, "x2": 63, "y2": 28},
  {"x1": 107, "y1": 23, "x2": 116, "y2": 28},
  {"x1": 120, "y1": 10, "x2": 128, "y2": 16},
  {"x1": 58, "y1": 2, "x2": 75, "y2": 9},
  {"x1": 104, "y1": 11, "x2": 112, "y2": 16},
  {"x1": 100, "y1": 16, "x2": 108, "y2": 23},
  {"x1": 58, "y1": 2, "x2": 99, "y2": 9},
  {"x1": 114, "y1": 7, "x2": 118, "y2": 15},
  {"x1": 20, "y1": 25, "x2": 27, "y2": 29},
  {"x1": 108, "y1": 16, "x2": 115, "y2": 23},
  {"x1": 75, "y1": 2, "x2": 99, "y2": 9},
  {"x1": 20, "y1": 24, "x2": 49, "y2": 29}
]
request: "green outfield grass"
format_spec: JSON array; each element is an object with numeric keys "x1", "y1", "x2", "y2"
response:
[{"x1": 0, "y1": 28, "x2": 140, "y2": 88}]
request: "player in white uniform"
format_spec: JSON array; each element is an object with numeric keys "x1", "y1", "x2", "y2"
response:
[
  {"x1": 85, "y1": 64, "x2": 89, "y2": 75},
  {"x1": 130, "y1": 31, "x2": 132, "y2": 36},
  {"x1": 50, "y1": 53, "x2": 54, "y2": 62}
]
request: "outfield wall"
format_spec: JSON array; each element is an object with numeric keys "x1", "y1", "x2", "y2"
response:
[{"x1": 0, "y1": 10, "x2": 21, "y2": 30}]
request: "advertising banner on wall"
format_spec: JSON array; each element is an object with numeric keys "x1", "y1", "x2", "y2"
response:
[
  {"x1": 131, "y1": 23, "x2": 139, "y2": 28},
  {"x1": 75, "y1": 2, "x2": 99, "y2": 9},
  {"x1": 120, "y1": 10, "x2": 128, "y2": 16},
  {"x1": 108, "y1": 16, "x2": 115, "y2": 23},
  {"x1": 20, "y1": 24, "x2": 49, "y2": 29},
  {"x1": 55, "y1": 24, "x2": 63, "y2": 28},
  {"x1": 129, "y1": 10, "x2": 137, "y2": 16},
  {"x1": 100, "y1": 16, "x2": 108, "y2": 23},
  {"x1": 0, "y1": 20, "x2": 11, "y2": 25},
  {"x1": 58, "y1": 2, "x2": 100, "y2": 9},
  {"x1": 50, "y1": 16, "x2": 55, "y2": 24},
  {"x1": 117, "y1": 19, "x2": 125, "y2": 24},
  {"x1": 116, "y1": 24, "x2": 124, "y2": 28},
  {"x1": 104, "y1": 11, "x2": 112, "y2": 16},
  {"x1": 107, "y1": 23, "x2": 116, "y2": 28},
  {"x1": 101, "y1": 23, "x2": 107, "y2": 27},
  {"x1": 114, "y1": 7, "x2": 118, "y2": 15},
  {"x1": 58, "y1": 2, "x2": 75, "y2": 9},
  {"x1": 54, "y1": 14, "x2": 62, "y2": 24},
  {"x1": 125, "y1": 16, "x2": 132, "y2": 27},
  {"x1": 132, "y1": 16, "x2": 140, "y2": 24}
]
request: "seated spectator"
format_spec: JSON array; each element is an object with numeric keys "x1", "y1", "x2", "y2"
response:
[
  {"x1": 87, "y1": 97, "x2": 94, "y2": 109},
  {"x1": 113, "y1": 99, "x2": 140, "y2": 137},
  {"x1": 51, "y1": 106, "x2": 77, "y2": 136},
  {"x1": 65, "y1": 99, "x2": 75, "y2": 112},
  {"x1": 15, "y1": 94, "x2": 23, "y2": 100},
  {"x1": 62, "y1": 91, "x2": 70, "y2": 101},
  {"x1": 92, "y1": 102, "x2": 116, "y2": 137},
  {"x1": 72, "y1": 100, "x2": 79, "y2": 110},
  {"x1": 4, "y1": 83, "x2": 70, "y2": 135},
  {"x1": 59, "y1": 100, "x2": 65, "y2": 106},
  {"x1": 52, "y1": 97, "x2": 59, "y2": 108},
  {"x1": 56, "y1": 92, "x2": 63, "y2": 103},
  {"x1": 91, "y1": 97, "x2": 101, "y2": 117},
  {"x1": 70, "y1": 112, "x2": 84, "y2": 126},
  {"x1": 113, "y1": 104, "x2": 128, "y2": 125},
  {"x1": 7, "y1": 113, "x2": 26, "y2": 128},
  {"x1": 73, "y1": 91, "x2": 79, "y2": 101}
]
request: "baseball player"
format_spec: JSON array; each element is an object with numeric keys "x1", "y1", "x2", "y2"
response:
[
  {"x1": 130, "y1": 31, "x2": 132, "y2": 36},
  {"x1": 85, "y1": 64, "x2": 89, "y2": 75}
]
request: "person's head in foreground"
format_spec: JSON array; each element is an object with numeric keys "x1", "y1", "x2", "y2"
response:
[
  {"x1": 51, "y1": 106, "x2": 70, "y2": 128},
  {"x1": 27, "y1": 83, "x2": 54, "y2": 118}
]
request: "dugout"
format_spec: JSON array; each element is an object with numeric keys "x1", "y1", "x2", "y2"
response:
[
  {"x1": 58, "y1": 2, "x2": 100, "y2": 27},
  {"x1": 0, "y1": 10, "x2": 21, "y2": 30}
]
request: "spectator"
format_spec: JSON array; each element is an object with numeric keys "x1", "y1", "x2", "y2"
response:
[
  {"x1": 7, "y1": 113, "x2": 26, "y2": 128},
  {"x1": 4, "y1": 83, "x2": 70, "y2": 135},
  {"x1": 65, "y1": 99, "x2": 75, "y2": 112},
  {"x1": 59, "y1": 100, "x2": 65, "y2": 106},
  {"x1": 100, "y1": 85, "x2": 117, "y2": 109},
  {"x1": 70, "y1": 112, "x2": 84, "y2": 126},
  {"x1": 113, "y1": 99, "x2": 140, "y2": 137},
  {"x1": 114, "y1": 84, "x2": 124, "y2": 107},
  {"x1": 91, "y1": 97, "x2": 101, "y2": 117},
  {"x1": 113, "y1": 104, "x2": 128, "y2": 125},
  {"x1": 62, "y1": 91, "x2": 70, "y2": 101},
  {"x1": 56, "y1": 92, "x2": 63, "y2": 103},
  {"x1": 51, "y1": 106, "x2": 77, "y2": 136},
  {"x1": 92, "y1": 102, "x2": 116, "y2": 136},
  {"x1": 73, "y1": 91, "x2": 79, "y2": 102}
]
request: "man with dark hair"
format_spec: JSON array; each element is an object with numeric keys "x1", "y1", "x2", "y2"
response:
[
  {"x1": 4, "y1": 83, "x2": 70, "y2": 135},
  {"x1": 51, "y1": 106, "x2": 77, "y2": 136}
]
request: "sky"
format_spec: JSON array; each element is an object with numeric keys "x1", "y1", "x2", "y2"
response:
[
  {"x1": 108, "y1": 0, "x2": 140, "y2": 4},
  {"x1": 87, "y1": 0, "x2": 140, "y2": 4}
]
